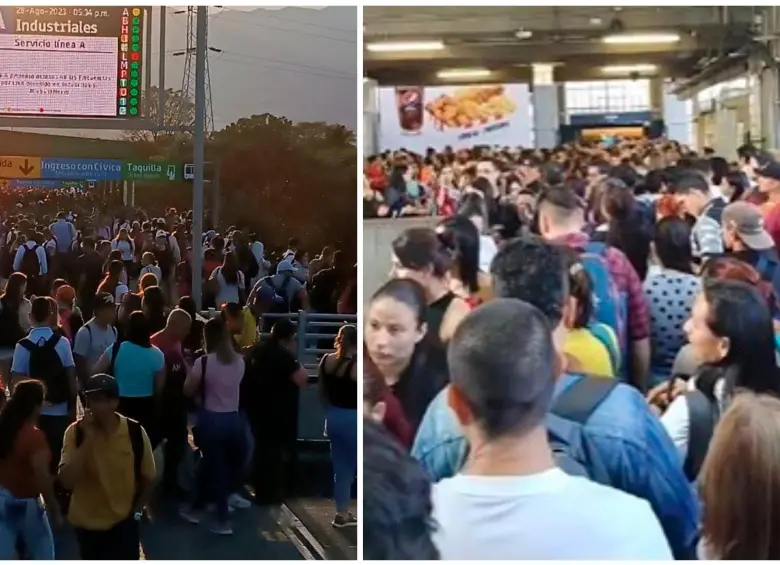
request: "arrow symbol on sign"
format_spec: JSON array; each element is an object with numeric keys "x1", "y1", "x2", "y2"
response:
[{"x1": 19, "y1": 159, "x2": 34, "y2": 175}]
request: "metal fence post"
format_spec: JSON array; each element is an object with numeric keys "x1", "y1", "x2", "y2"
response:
[{"x1": 296, "y1": 309, "x2": 307, "y2": 364}]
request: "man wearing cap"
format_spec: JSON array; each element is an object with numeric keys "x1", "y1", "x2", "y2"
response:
[
  {"x1": 58, "y1": 374, "x2": 156, "y2": 559},
  {"x1": 723, "y1": 201, "x2": 780, "y2": 299},
  {"x1": 248, "y1": 258, "x2": 309, "y2": 313},
  {"x1": 756, "y1": 158, "x2": 780, "y2": 251}
]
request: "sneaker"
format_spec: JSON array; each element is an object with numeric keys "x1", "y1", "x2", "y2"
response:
[
  {"x1": 227, "y1": 493, "x2": 252, "y2": 510},
  {"x1": 332, "y1": 513, "x2": 357, "y2": 529},
  {"x1": 179, "y1": 507, "x2": 202, "y2": 525},
  {"x1": 209, "y1": 521, "x2": 234, "y2": 535}
]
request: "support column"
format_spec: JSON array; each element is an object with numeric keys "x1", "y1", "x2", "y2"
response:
[
  {"x1": 531, "y1": 64, "x2": 559, "y2": 148},
  {"x1": 363, "y1": 78, "x2": 380, "y2": 155},
  {"x1": 662, "y1": 79, "x2": 692, "y2": 145}
]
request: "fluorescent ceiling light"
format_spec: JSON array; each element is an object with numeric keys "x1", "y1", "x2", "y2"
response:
[
  {"x1": 366, "y1": 41, "x2": 444, "y2": 52},
  {"x1": 437, "y1": 68, "x2": 492, "y2": 79},
  {"x1": 602, "y1": 33, "x2": 680, "y2": 44},
  {"x1": 601, "y1": 64, "x2": 658, "y2": 74}
]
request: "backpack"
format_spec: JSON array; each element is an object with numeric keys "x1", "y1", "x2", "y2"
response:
[
  {"x1": 19, "y1": 334, "x2": 69, "y2": 404},
  {"x1": 587, "y1": 322, "x2": 621, "y2": 377},
  {"x1": 578, "y1": 242, "x2": 628, "y2": 374},
  {"x1": 76, "y1": 417, "x2": 144, "y2": 496},
  {"x1": 107, "y1": 340, "x2": 122, "y2": 376},
  {"x1": 261, "y1": 276, "x2": 296, "y2": 313},
  {"x1": 19, "y1": 244, "x2": 41, "y2": 277},
  {"x1": 545, "y1": 376, "x2": 617, "y2": 483},
  {"x1": 683, "y1": 389, "x2": 720, "y2": 481}
]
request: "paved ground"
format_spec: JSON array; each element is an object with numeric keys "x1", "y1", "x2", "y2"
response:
[
  {"x1": 54, "y1": 497, "x2": 304, "y2": 560},
  {"x1": 53, "y1": 444, "x2": 357, "y2": 560}
]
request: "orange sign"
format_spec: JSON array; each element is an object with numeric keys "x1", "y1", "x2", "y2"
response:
[{"x1": 0, "y1": 156, "x2": 41, "y2": 179}]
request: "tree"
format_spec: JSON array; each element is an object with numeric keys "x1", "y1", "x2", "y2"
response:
[{"x1": 122, "y1": 87, "x2": 195, "y2": 146}]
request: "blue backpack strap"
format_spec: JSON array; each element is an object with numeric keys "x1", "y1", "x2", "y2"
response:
[
  {"x1": 552, "y1": 375, "x2": 617, "y2": 424},
  {"x1": 588, "y1": 323, "x2": 621, "y2": 376}
]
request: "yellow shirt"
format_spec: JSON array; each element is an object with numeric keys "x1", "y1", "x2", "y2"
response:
[
  {"x1": 234, "y1": 307, "x2": 259, "y2": 350},
  {"x1": 564, "y1": 326, "x2": 618, "y2": 378},
  {"x1": 60, "y1": 415, "x2": 156, "y2": 531}
]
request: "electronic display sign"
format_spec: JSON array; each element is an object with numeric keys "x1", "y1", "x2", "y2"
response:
[{"x1": 0, "y1": 6, "x2": 146, "y2": 118}]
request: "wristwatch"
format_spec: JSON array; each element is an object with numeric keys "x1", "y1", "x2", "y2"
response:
[{"x1": 133, "y1": 511, "x2": 143, "y2": 521}]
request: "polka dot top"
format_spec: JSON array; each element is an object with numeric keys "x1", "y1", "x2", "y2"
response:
[{"x1": 643, "y1": 270, "x2": 701, "y2": 384}]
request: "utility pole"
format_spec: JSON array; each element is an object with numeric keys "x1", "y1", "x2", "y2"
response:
[{"x1": 192, "y1": 6, "x2": 207, "y2": 310}]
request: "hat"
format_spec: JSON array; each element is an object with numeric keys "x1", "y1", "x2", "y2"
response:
[
  {"x1": 93, "y1": 292, "x2": 115, "y2": 310},
  {"x1": 55, "y1": 285, "x2": 75, "y2": 303},
  {"x1": 755, "y1": 159, "x2": 780, "y2": 182},
  {"x1": 277, "y1": 259, "x2": 294, "y2": 274},
  {"x1": 83, "y1": 374, "x2": 119, "y2": 398},
  {"x1": 155, "y1": 230, "x2": 167, "y2": 239},
  {"x1": 722, "y1": 201, "x2": 775, "y2": 250}
]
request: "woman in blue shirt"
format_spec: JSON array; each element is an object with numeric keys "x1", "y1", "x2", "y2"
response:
[{"x1": 93, "y1": 311, "x2": 165, "y2": 446}]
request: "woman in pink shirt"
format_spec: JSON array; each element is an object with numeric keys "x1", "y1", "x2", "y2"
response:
[{"x1": 180, "y1": 318, "x2": 248, "y2": 535}]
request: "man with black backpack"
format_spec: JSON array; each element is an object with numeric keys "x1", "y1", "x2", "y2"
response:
[
  {"x1": 10, "y1": 296, "x2": 77, "y2": 473},
  {"x1": 412, "y1": 237, "x2": 699, "y2": 559},
  {"x1": 58, "y1": 374, "x2": 156, "y2": 560},
  {"x1": 13, "y1": 230, "x2": 48, "y2": 297},
  {"x1": 248, "y1": 259, "x2": 310, "y2": 318}
]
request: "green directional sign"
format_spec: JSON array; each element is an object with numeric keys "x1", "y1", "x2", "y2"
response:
[{"x1": 122, "y1": 161, "x2": 180, "y2": 182}]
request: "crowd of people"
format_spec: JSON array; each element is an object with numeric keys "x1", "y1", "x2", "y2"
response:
[
  {"x1": 363, "y1": 139, "x2": 780, "y2": 560},
  {"x1": 0, "y1": 188, "x2": 357, "y2": 559}
]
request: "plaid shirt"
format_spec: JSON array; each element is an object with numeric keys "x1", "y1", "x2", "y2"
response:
[{"x1": 553, "y1": 232, "x2": 650, "y2": 342}]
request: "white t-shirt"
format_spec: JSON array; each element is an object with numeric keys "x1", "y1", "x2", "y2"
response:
[
  {"x1": 114, "y1": 283, "x2": 129, "y2": 303},
  {"x1": 432, "y1": 468, "x2": 672, "y2": 560},
  {"x1": 211, "y1": 267, "x2": 245, "y2": 306},
  {"x1": 479, "y1": 235, "x2": 497, "y2": 273},
  {"x1": 112, "y1": 239, "x2": 135, "y2": 262},
  {"x1": 661, "y1": 377, "x2": 726, "y2": 463}
]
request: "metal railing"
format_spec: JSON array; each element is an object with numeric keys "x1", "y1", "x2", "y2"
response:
[{"x1": 201, "y1": 309, "x2": 357, "y2": 443}]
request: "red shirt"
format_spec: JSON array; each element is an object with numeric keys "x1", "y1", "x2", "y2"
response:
[
  {"x1": 0, "y1": 424, "x2": 50, "y2": 498},
  {"x1": 764, "y1": 202, "x2": 780, "y2": 251},
  {"x1": 382, "y1": 390, "x2": 413, "y2": 449}
]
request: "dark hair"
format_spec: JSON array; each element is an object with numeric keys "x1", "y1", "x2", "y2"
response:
[
  {"x1": 1, "y1": 272, "x2": 27, "y2": 307},
  {"x1": 725, "y1": 170, "x2": 748, "y2": 203},
  {"x1": 120, "y1": 292, "x2": 143, "y2": 321},
  {"x1": 51, "y1": 278, "x2": 68, "y2": 295},
  {"x1": 710, "y1": 156, "x2": 729, "y2": 185},
  {"x1": 271, "y1": 318, "x2": 296, "y2": 342},
  {"x1": 695, "y1": 279, "x2": 780, "y2": 402},
  {"x1": 601, "y1": 179, "x2": 651, "y2": 280},
  {"x1": 671, "y1": 172, "x2": 710, "y2": 195},
  {"x1": 0, "y1": 380, "x2": 46, "y2": 460},
  {"x1": 220, "y1": 302, "x2": 243, "y2": 321},
  {"x1": 126, "y1": 310, "x2": 152, "y2": 347},
  {"x1": 559, "y1": 247, "x2": 593, "y2": 328},
  {"x1": 204, "y1": 317, "x2": 236, "y2": 363},
  {"x1": 490, "y1": 236, "x2": 568, "y2": 327},
  {"x1": 449, "y1": 299, "x2": 556, "y2": 439},
  {"x1": 654, "y1": 216, "x2": 694, "y2": 274},
  {"x1": 392, "y1": 227, "x2": 453, "y2": 279},
  {"x1": 220, "y1": 250, "x2": 239, "y2": 286},
  {"x1": 363, "y1": 419, "x2": 438, "y2": 560},
  {"x1": 30, "y1": 296, "x2": 52, "y2": 324},
  {"x1": 141, "y1": 286, "x2": 166, "y2": 333},
  {"x1": 457, "y1": 191, "x2": 488, "y2": 229},
  {"x1": 370, "y1": 279, "x2": 428, "y2": 328},
  {"x1": 178, "y1": 296, "x2": 197, "y2": 319},
  {"x1": 437, "y1": 215, "x2": 480, "y2": 293},
  {"x1": 335, "y1": 324, "x2": 357, "y2": 358},
  {"x1": 537, "y1": 184, "x2": 586, "y2": 214}
]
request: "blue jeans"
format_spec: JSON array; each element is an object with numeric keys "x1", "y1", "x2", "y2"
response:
[
  {"x1": 191, "y1": 410, "x2": 246, "y2": 522},
  {"x1": 327, "y1": 406, "x2": 357, "y2": 513},
  {"x1": 0, "y1": 487, "x2": 54, "y2": 559}
]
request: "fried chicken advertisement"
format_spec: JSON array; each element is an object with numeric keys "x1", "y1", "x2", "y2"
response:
[{"x1": 425, "y1": 85, "x2": 517, "y2": 131}]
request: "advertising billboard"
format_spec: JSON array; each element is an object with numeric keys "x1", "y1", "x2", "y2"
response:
[
  {"x1": 0, "y1": 6, "x2": 146, "y2": 118},
  {"x1": 378, "y1": 83, "x2": 531, "y2": 153}
]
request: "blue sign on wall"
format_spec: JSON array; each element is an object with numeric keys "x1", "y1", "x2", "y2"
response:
[
  {"x1": 10, "y1": 179, "x2": 85, "y2": 189},
  {"x1": 40, "y1": 158, "x2": 123, "y2": 181},
  {"x1": 568, "y1": 111, "x2": 654, "y2": 127}
]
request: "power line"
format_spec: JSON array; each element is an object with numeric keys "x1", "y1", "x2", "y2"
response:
[
  {"x1": 244, "y1": 11, "x2": 355, "y2": 34},
  {"x1": 219, "y1": 49, "x2": 355, "y2": 78},
  {"x1": 216, "y1": 14, "x2": 356, "y2": 44},
  {"x1": 215, "y1": 56, "x2": 355, "y2": 82}
]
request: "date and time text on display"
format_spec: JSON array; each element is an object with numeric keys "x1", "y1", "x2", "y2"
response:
[{"x1": 0, "y1": 6, "x2": 145, "y2": 119}]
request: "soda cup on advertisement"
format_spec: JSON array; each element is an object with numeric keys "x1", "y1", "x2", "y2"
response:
[{"x1": 395, "y1": 86, "x2": 424, "y2": 134}]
